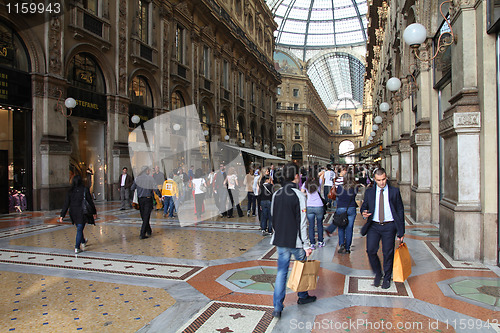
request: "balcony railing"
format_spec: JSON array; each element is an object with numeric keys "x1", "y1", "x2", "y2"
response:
[{"x1": 69, "y1": 6, "x2": 111, "y2": 50}]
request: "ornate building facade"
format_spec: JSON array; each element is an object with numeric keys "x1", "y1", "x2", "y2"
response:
[
  {"x1": 0, "y1": 0, "x2": 280, "y2": 211},
  {"x1": 365, "y1": 0, "x2": 498, "y2": 264},
  {"x1": 274, "y1": 50, "x2": 330, "y2": 166}
]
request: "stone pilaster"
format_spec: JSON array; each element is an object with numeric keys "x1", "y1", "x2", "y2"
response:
[
  {"x1": 410, "y1": 122, "x2": 432, "y2": 224},
  {"x1": 389, "y1": 143, "x2": 399, "y2": 184},
  {"x1": 398, "y1": 135, "x2": 411, "y2": 206},
  {"x1": 439, "y1": 89, "x2": 482, "y2": 261}
]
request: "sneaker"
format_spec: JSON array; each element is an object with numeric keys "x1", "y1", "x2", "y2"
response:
[
  {"x1": 317, "y1": 241, "x2": 325, "y2": 248},
  {"x1": 75, "y1": 248, "x2": 82, "y2": 254},
  {"x1": 345, "y1": 249, "x2": 351, "y2": 254},
  {"x1": 81, "y1": 238, "x2": 88, "y2": 251},
  {"x1": 261, "y1": 230, "x2": 267, "y2": 236},
  {"x1": 297, "y1": 295, "x2": 317, "y2": 305},
  {"x1": 247, "y1": 211, "x2": 250, "y2": 217},
  {"x1": 310, "y1": 244, "x2": 316, "y2": 250},
  {"x1": 338, "y1": 245, "x2": 345, "y2": 253},
  {"x1": 272, "y1": 310, "x2": 281, "y2": 318}
]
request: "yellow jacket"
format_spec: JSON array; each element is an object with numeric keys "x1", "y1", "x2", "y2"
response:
[{"x1": 161, "y1": 179, "x2": 179, "y2": 197}]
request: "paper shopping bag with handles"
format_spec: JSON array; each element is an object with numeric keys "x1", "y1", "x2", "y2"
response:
[
  {"x1": 286, "y1": 260, "x2": 320, "y2": 292},
  {"x1": 392, "y1": 242, "x2": 412, "y2": 282}
]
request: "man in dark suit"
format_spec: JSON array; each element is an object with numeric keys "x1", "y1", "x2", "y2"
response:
[
  {"x1": 119, "y1": 167, "x2": 134, "y2": 210},
  {"x1": 360, "y1": 168, "x2": 405, "y2": 289}
]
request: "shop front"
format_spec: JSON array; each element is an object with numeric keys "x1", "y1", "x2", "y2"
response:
[{"x1": 0, "y1": 21, "x2": 32, "y2": 213}]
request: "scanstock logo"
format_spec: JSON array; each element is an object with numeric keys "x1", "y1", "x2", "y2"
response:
[{"x1": 128, "y1": 105, "x2": 245, "y2": 227}]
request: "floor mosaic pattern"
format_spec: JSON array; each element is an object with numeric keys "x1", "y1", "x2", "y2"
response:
[{"x1": 0, "y1": 201, "x2": 498, "y2": 332}]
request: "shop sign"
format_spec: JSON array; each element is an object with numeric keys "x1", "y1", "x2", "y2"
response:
[
  {"x1": 0, "y1": 66, "x2": 31, "y2": 108},
  {"x1": 67, "y1": 87, "x2": 107, "y2": 121}
]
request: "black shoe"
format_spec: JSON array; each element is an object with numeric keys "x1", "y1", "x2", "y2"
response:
[
  {"x1": 381, "y1": 280, "x2": 391, "y2": 289},
  {"x1": 337, "y1": 245, "x2": 345, "y2": 253},
  {"x1": 272, "y1": 310, "x2": 281, "y2": 318},
  {"x1": 146, "y1": 231, "x2": 152, "y2": 237},
  {"x1": 373, "y1": 275, "x2": 382, "y2": 287},
  {"x1": 297, "y1": 295, "x2": 317, "y2": 305},
  {"x1": 140, "y1": 235, "x2": 149, "y2": 239},
  {"x1": 120, "y1": 208, "x2": 126, "y2": 210}
]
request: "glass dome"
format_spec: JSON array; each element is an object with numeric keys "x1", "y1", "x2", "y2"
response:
[{"x1": 266, "y1": 0, "x2": 368, "y2": 50}]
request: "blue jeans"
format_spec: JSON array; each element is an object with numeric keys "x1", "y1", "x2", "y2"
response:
[
  {"x1": 323, "y1": 185, "x2": 332, "y2": 207},
  {"x1": 307, "y1": 206, "x2": 324, "y2": 244},
  {"x1": 247, "y1": 192, "x2": 256, "y2": 214},
  {"x1": 336, "y1": 206, "x2": 357, "y2": 250},
  {"x1": 260, "y1": 200, "x2": 272, "y2": 232},
  {"x1": 273, "y1": 247, "x2": 310, "y2": 312},
  {"x1": 75, "y1": 223, "x2": 85, "y2": 249},
  {"x1": 163, "y1": 196, "x2": 175, "y2": 217}
]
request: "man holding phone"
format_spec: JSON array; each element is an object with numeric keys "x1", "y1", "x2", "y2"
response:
[{"x1": 360, "y1": 168, "x2": 405, "y2": 289}]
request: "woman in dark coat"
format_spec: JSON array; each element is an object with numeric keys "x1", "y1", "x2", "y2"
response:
[{"x1": 59, "y1": 175, "x2": 97, "y2": 253}]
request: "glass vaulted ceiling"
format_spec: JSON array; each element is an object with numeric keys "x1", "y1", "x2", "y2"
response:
[
  {"x1": 267, "y1": 0, "x2": 368, "y2": 51},
  {"x1": 267, "y1": 0, "x2": 368, "y2": 107}
]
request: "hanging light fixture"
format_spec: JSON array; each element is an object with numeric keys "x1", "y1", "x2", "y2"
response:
[
  {"x1": 372, "y1": 124, "x2": 379, "y2": 131},
  {"x1": 224, "y1": 134, "x2": 230, "y2": 141},
  {"x1": 374, "y1": 116, "x2": 383, "y2": 124},
  {"x1": 403, "y1": 0, "x2": 456, "y2": 63},
  {"x1": 370, "y1": 131, "x2": 376, "y2": 137},
  {"x1": 379, "y1": 102, "x2": 390, "y2": 112},
  {"x1": 387, "y1": 77, "x2": 402, "y2": 92}
]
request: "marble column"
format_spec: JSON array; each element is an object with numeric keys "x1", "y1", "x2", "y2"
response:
[
  {"x1": 439, "y1": 92, "x2": 481, "y2": 261},
  {"x1": 410, "y1": 122, "x2": 432, "y2": 224},
  {"x1": 390, "y1": 143, "x2": 399, "y2": 185},
  {"x1": 398, "y1": 135, "x2": 411, "y2": 206}
]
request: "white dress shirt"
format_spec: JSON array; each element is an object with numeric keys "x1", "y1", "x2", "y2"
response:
[{"x1": 373, "y1": 185, "x2": 394, "y2": 222}]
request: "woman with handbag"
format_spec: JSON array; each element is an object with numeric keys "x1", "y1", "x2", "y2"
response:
[
  {"x1": 191, "y1": 168, "x2": 207, "y2": 220},
  {"x1": 333, "y1": 173, "x2": 358, "y2": 254},
  {"x1": 301, "y1": 170, "x2": 325, "y2": 249},
  {"x1": 59, "y1": 175, "x2": 97, "y2": 254}
]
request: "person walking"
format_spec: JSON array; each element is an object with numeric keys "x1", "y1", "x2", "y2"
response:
[
  {"x1": 271, "y1": 163, "x2": 316, "y2": 319},
  {"x1": 191, "y1": 168, "x2": 207, "y2": 220},
  {"x1": 259, "y1": 175, "x2": 273, "y2": 235},
  {"x1": 301, "y1": 171, "x2": 325, "y2": 249},
  {"x1": 161, "y1": 172, "x2": 179, "y2": 218},
  {"x1": 334, "y1": 173, "x2": 358, "y2": 254},
  {"x1": 213, "y1": 163, "x2": 228, "y2": 217},
  {"x1": 243, "y1": 168, "x2": 256, "y2": 216},
  {"x1": 224, "y1": 166, "x2": 243, "y2": 218},
  {"x1": 119, "y1": 167, "x2": 133, "y2": 210},
  {"x1": 131, "y1": 166, "x2": 161, "y2": 239},
  {"x1": 59, "y1": 175, "x2": 97, "y2": 254},
  {"x1": 360, "y1": 168, "x2": 405, "y2": 289},
  {"x1": 322, "y1": 165, "x2": 335, "y2": 210}
]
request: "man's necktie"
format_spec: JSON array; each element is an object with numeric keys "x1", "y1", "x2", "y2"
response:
[{"x1": 379, "y1": 189, "x2": 384, "y2": 222}]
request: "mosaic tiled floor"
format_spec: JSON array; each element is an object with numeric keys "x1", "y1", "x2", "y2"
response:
[{"x1": 0, "y1": 201, "x2": 499, "y2": 332}]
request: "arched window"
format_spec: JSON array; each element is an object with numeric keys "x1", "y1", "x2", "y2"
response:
[
  {"x1": 292, "y1": 143, "x2": 303, "y2": 161},
  {"x1": 200, "y1": 103, "x2": 210, "y2": 124},
  {"x1": 276, "y1": 143, "x2": 285, "y2": 159},
  {"x1": 67, "y1": 53, "x2": 105, "y2": 92},
  {"x1": 236, "y1": 116, "x2": 245, "y2": 141},
  {"x1": 171, "y1": 91, "x2": 185, "y2": 110},
  {"x1": 0, "y1": 21, "x2": 30, "y2": 71},
  {"x1": 129, "y1": 76, "x2": 153, "y2": 107},
  {"x1": 220, "y1": 111, "x2": 229, "y2": 140},
  {"x1": 339, "y1": 140, "x2": 355, "y2": 164},
  {"x1": 340, "y1": 113, "x2": 352, "y2": 134}
]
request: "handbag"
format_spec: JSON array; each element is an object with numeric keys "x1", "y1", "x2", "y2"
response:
[
  {"x1": 332, "y1": 210, "x2": 348, "y2": 227},
  {"x1": 132, "y1": 189, "x2": 140, "y2": 210},
  {"x1": 199, "y1": 181, "x2": 207, "y2": 193},
  {"x1": 82, "y1": 190, "x2": 95, "y2": 215},
  {"x1": 286, "y1": 259, "x2": 320, "y2": 292},
  {"x1": 327, "y1": 184, "x2": 337, "y2": 200},
  {"x1": 392, "y1": 242, "x2": 412, "y2": 282}
]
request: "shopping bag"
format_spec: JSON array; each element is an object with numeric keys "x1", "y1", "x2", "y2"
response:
[
  {"x1": 286, "y1": 260, "x2": 320, "y2": 292},
  {"x1": 132, "y1": 189, "x2": 140, "y2": 210},
  {"x1": 392, "y1": 242, "x2": 412, "y2": 282}
]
